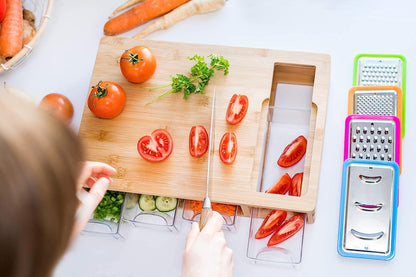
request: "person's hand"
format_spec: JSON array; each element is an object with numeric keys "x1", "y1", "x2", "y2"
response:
[
  {"x1": 71, "y1": 161, "x2": 117, "y2": 240},
  {"x1": 182, "y1": 211, "x2": 233, "y2": 277}
]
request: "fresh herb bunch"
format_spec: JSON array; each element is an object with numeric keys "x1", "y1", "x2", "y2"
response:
[
  {"x1": 146, "y1": 54, "x2": 229, "y2": 104},
  {"x1": 93, "y1": 190, "x2": 125, "y2": 223}
]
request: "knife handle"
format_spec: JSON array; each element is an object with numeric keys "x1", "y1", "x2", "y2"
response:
[{"x1": 199, "y1": 207, "x2": 213, "y2": 230}]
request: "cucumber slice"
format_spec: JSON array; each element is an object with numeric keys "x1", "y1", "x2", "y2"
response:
[
  {"x1": 139, "y1": 194, "x2": 156, "y2": 211},
  {"x1": 155, "y1": 196, "x2": 178, "y2": 212}
]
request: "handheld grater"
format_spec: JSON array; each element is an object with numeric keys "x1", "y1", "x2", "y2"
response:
[
  {"x1": 344, "y1": 114, "x2": 401, "y2": 173},
  {"x1": 353, "y1": 54, "x2": 406, "y2": 136},
  {"x1": 338, "y1": 159, "x2": 399, "y2": 261},
  {"x1": 348, "y1": 86, "x2": 403, "y2": 137}
]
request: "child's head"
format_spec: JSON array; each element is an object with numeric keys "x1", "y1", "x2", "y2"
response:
[{"x1": 0, "y1": 93, "x2": 84, "y2": 277}]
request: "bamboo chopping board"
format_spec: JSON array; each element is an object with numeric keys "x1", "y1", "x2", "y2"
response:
[{"x1": 79, "y1": 37, "x2": 330, "y2": 221}]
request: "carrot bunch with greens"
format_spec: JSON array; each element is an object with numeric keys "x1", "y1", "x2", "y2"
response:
[
  {"x1": 0, "y1": 0, "x2": 23, "y2": 59},
  {"x1": 145, "y1": 54, "x2": 229, "y2": 104},
  {"x1": 104, "y1": 0, "x2": 190, "y2": 36}
]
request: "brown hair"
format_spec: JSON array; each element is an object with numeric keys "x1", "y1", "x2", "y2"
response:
[{"x1": 0, "y1": 93, "x2": 84, "y2": 277}]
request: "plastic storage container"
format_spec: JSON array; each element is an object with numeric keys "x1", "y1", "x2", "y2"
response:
[
  {"x1": 83, "y1": 190, "x2": 127, "y2": 239},
  {"x1": 182, "y1": 199, "x2": 238, "y2": 232},
  {"x1": 121, "y1": 193, "x2": 179, "y2": 232}
]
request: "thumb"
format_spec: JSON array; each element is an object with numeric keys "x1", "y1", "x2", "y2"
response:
[{"x1": 184, "y1": 222, "x2": 200, "y2": 251}]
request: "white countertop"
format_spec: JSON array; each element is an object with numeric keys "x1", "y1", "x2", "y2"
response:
[{"x1": 2, "y1": 0, "x2": 416, "y2": 276}]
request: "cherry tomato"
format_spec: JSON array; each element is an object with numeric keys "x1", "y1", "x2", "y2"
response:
[
  {"x1": 226, "y1": 94, "x2": 249, "y2": 125},
  {"x1": 266, "y1": 173, "x2": 291, "y2": 195},
  {"x1": 289, "y1": 172, "x2": 303, "y2": 197},
  {"x1": 277, "y1": 135, "x2": 307, "y2": 168},
  {"x1": 219, "y1": 132, "x2": 237, "y2": 164},
  {"x1": 39, "y1": 93, "x2": 74, "y2": 124},
  {"x1": 267, "y1": 214, "x2": 304, "y2": 247},
  {"x1": 0, "y1": 0, "x2": 6, "y2": 23},
  {"x1": 120, "y1": 46, "x2": 157, "y2": 83},
  {"x1": 255, "y1": 210, "x2": 287, "y2": 239},
  {"x1": 189, "y1": 125, "x2": 209, "y2": 157},
  {"x1": 88, "y1": 81, "x2": 126, "y2": 119},
  {"x1": 137, "y1": 129, "x2": 173, "y2": 162}
]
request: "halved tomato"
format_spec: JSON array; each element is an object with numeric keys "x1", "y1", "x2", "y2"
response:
[
  {"x1": 219, "y1": 132, "x2": 237, "y2": 164},
  {"x1": 289, "y1": 172, "x2": 303, "y2": 197},
  {"x1": 255, "y1": 210, "x2": 287, "y2": 239},
  {"x1": 277, "y1": 135, "x2": 307, "y2": 168},
  {"x1": 266, "y1": 173, "x2": 291, "y2": 195},
  {"x1": 189, "y1": 125, "x2": 209, "y2": 157},
  {"x1": 226, "y1": 94, "x2": 249, "y2": 125},
  {"x1": 267, "y1": 214, "x2": 304, "y2": 247},
  {"x1": 137, "y1": 129, "x2": 173, "y2": 162}
]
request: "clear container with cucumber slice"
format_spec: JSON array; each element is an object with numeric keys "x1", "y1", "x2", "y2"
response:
[{"x1": 121, "y1": 193, "x2": 179, "y2": 232}]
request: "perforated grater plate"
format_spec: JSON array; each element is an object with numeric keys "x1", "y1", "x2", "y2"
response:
[
  {"x1": 344, "y1": 115, "x2": 401, "y2": 171},
  {"x1": 348, "y1": 86, "x2": 403, "y2": 137},
  {"x1": 353, "y1": 54, "x2": 406, "y2": 136},
  {"x1": 338, "y1": 159, "x2": 399, "y2": 260}
]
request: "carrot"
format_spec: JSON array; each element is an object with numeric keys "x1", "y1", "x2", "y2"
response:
[
  {"x1": 133, "y1": 0, "x2": 225, "y2": 39},
  {"x1": 188, "y1": 200, "x2": 236, "y2": 219},
  {"x1": 109, "y1": 0, "x2": 144, "y2": 19},
  {"x1": 104, "y1": 0, "x2": 190, "y2": 36},
  {"x1": 0, "y1": 0, "x2": 23, "y2": 59}
]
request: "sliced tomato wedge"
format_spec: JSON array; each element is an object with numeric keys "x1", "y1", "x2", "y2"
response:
[
  {"x1": 277, "y1": 135, "x2": 307, "y2": 168},
  {"x1": 289, "y1": 172, "x2": 303, "y2": 197},
  {"x1": 219, "y1": 132, "x2": 237, "y2": 164},
  {"x1": 266, "y1": 173, "x2": 291, "y2": 195},
  {"x1": 267, "y1": 214, "x2": 304, "y2": 247},
  {"x1": 137, "y1": 129, "x2": 173, "y2": 162},
  {"x1": 255, "y1": 210, "x2": 287, "y2": 239},
  {"x1": 226, "y1": 94, "x2": 249, "y2": 125},
  {"x1": 189, "y1": 125, "x2": 209, "y2": 157}
]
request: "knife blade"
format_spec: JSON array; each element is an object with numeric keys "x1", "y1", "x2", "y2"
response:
[{"x1": 199, "y1": 88, "x2": 216, "y2": 230}]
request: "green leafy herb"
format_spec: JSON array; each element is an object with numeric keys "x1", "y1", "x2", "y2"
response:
[
  {"x1": 145, "y1": 54, "x2": 229, "y2": 104},
  {"x1": 93, "y1": 191, "x2": 125, "y2": 223}
]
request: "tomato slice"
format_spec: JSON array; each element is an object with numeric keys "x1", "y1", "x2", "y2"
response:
[
  {"x1": 189, "y1": 125, "x2": 209, "y2": 157},
  {"x1": 137, "y1": 129, "x2": 173, "y2": 162},
  {"x1": 266, "y1": 173, "x2": 291, "y2": 195},
  {"x1": 277, "y1": 135, "x2": 307, "y2": 168},
  {"x1": 267, "y1": 214, "x2": 304, "y2": 247},
  {"x1": 219, "y1": 132, "x2": 237, "y2": 164},
  {"x1": 255, "y1": 210, "x2": 287, "y2": 239},
  {"x1": 289, "y1": 172, "x2": 303, "y2": 197},
  {"x1": 226, "y1": 94, "x2": 249, "y2": 124}
]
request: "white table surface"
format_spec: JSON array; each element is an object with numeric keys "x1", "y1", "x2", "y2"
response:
[{"x1": 2, "y1": 0, "x2": 416, "y2": 276}]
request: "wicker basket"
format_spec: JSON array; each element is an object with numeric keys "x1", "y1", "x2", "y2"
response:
[{"x1": 0, "y1": 0, "x2": 54, "y2": 73}]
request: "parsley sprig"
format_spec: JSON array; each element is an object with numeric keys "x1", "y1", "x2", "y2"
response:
[{"x1": 145, "y1": 54, "x2": 229, "y2": 104}]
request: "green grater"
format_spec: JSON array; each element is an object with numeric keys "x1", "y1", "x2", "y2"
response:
[{"x1": 353, "y1": 54, "x2": 406, "y2": 136}]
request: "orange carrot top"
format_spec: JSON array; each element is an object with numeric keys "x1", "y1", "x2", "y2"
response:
[
  {"x1": 0, "y1": 0, "x2": 23, "y2": 59},
  {"x1": 104, "y1": 0, "x2": 190, "y2": 36}
]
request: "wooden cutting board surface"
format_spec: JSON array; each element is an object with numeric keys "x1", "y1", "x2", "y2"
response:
[{"x1": 79, "y1": 37, "x2": 330, "y2": 215}]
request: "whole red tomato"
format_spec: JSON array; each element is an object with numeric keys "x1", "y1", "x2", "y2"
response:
[
  {"x1": 39, "y1": 93, "x2": 74, "y2": 124},
  {"x1": 88, "y1": 81, "x2": 126, "y2": 119},
  {"x1": 120, "y1": 46, "x2": 156, "y2": 83},
  {"x1": 0, "y1": 0, "x2": 6, "y2": 23}
]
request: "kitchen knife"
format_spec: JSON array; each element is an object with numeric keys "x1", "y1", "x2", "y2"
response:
[{"x1": 199, "y1": 88, "x2": 216, "y2": 230}]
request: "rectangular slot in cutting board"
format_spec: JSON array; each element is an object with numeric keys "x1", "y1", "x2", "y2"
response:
[{"x1": 79, "y1": 37, "x2": 330, "y2": 223}]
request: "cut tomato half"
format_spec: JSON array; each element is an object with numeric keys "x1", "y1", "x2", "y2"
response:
[
  {"x1": 277, "y1": 135, "x2": 307, "y2": 168},
  {"x1": 289, "y1": 172, "x2": 303, "y2": 197},
  {"x1": 267, "y1": 214, "x2": 304, "y2": 247},
  {"x1": 137, "y1": 129, "x2": 173, "y2": 162},
  {"x1": 219, "y1": 132, "x2": 237, "y2": 164},
  {"x1": 189, "y1": 125, "x2": 209, "y2": 157},
  {"x1": 266, "y1": 173, "x2": 291, "y2": 195},
  {"x1": 255, "y1": 210, "x2": 287, "y2": 239},
  {"x1": 226, "y1": 94, "x2": 249, "y2": 125}
]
